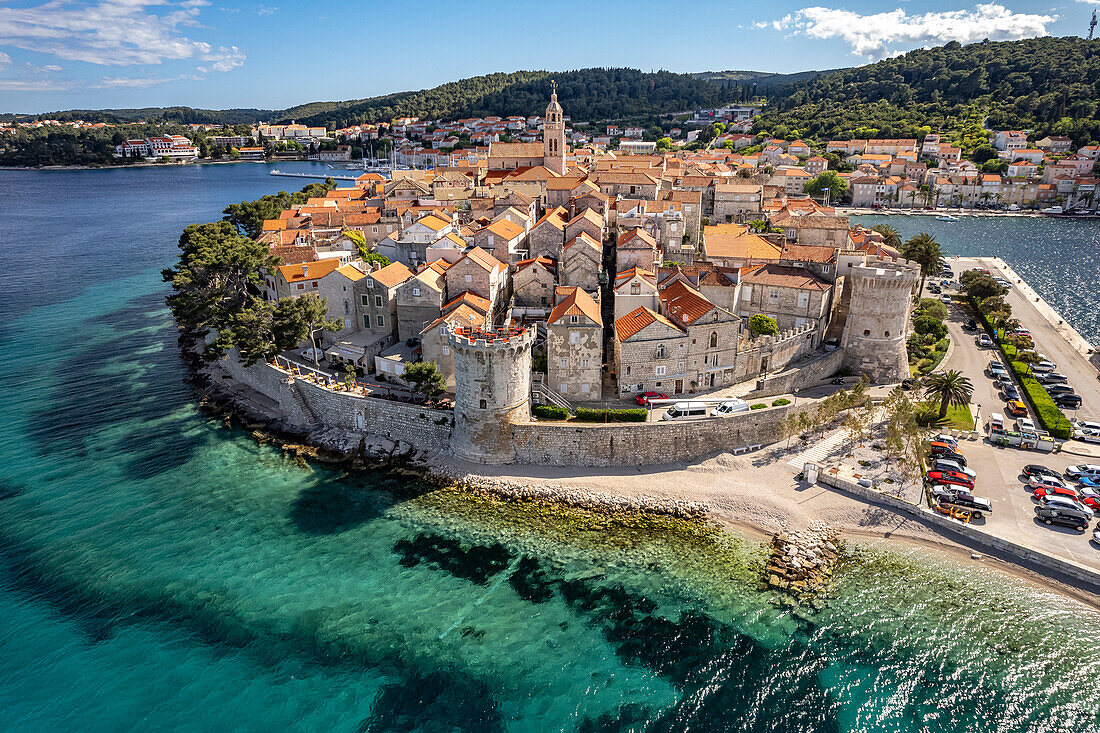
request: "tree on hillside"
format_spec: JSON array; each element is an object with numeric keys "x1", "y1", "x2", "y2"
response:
[
  {"x1": 900, "y1": 232, "x2": 943, "y2": 294},
  {"x1": 923, "y1": 370, "x2": 974, "y2": 419},
  {"x1": 272, "y1": 293, "x2": 343, "y2": 370}
]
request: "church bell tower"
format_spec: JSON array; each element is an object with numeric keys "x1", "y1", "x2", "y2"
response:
[{"x1": 543, "y1": 80, "x2": 566, "y2": 175}]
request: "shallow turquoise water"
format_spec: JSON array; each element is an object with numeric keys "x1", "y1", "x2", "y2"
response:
[{"x1": 1, "y1": 165, "x2": 1100, "y2": 731}]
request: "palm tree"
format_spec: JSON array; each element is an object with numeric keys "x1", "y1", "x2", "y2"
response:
[
  {"x1": 924, "y1": 370, "x2": 974, "y2": 419},
  {"x1": 901, "y1": 232, "x2": 944, "y2": 294},
  {"x1": 870, "y1": 224, "x2": 902, "y2": 248}
]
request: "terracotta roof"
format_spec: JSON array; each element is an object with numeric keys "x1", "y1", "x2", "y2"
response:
[
  {"x1": 483, "y1": 218, "x2": 526, "y2": 240},
  {"x1": 702, "y1": 224, "x2": 781, "y2": 260},
  {"x1": 422, "y1": 303, "x2": 486, "y2": 335},
  {"x1": 742, "y1": 263, "x2": 831, "y2": 291},
  {"x1": 458, "y1": 246, "x2": 506, "y2": 273},
  {"x1": 614, "y1": 266, "x2": 656, "y2": 285},
  {"x1": 443, "y1": 290, "x2": 491, "y2": 315},
  {"x1": 270, "y1": 246, "x2": 316, "y2": 266},
  {"x1": 615, "y1": 306, "x2": 682, "y2": 341},
  {"x1": 416, "y1": 214, "x2": 450, "y2": 231},
  {"x1": 532, "y1": 206, "x2": 569, "y2": 231},
  {"x1": 368, "y1": 261, "x2": 415, "y2": 288},
  {"x1": 488, "y1": 141, "x2": 544, "y2": 158},
  {"x1": 278, "y1": 259, "x2": 340, "y2": 283},
  {"x1": 545, "y1": 176, "x2": 588, "y2": 190},
  {"x1": 617, "y1": 228, "x2": 656, "y2": 249},
  {"x1": 779, "y1": 244, "x2": 837, "y2": 264},
  {"x1": 547, "y1": 286, "x2": 602, "y2": 326},
  {"x1": 567, "y1": 208, "x2": 604, "y2": 229},
  {"x1": 659, "y1": 280, "x2": 717, "y2": 325},
  {"x1": 515, "y1": 256, "x2": 557, "y2": 273},
  {"x1": 262, "y1": 219, "x2": 286, "y2": 231},
  {"x1": 563, "y1": 231, "x2": 602, "y2": 254},
  {"x1": 336, "y1": 264, "x2": 368, "y2": 282}
]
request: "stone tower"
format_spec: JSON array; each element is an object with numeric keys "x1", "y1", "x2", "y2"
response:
[
  {"x1": 840, "y1": 261, "x2": 919, "y2": 383},
  {"x1": 543, "y1": 80, "x2": 566, "y2": 175},
  {"x1": 447, "y1": 325, "x2": 535, "y2": 464}
]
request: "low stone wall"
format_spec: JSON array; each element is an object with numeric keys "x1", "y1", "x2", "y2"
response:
[
  {"x1": 751, "y1": 349, "x2": 845, "y2": 399},
  {"x1": 817, "y1": 466, "x2": 1100, "y2": 593},
  {"x1": 511, "y1": 401, "x2": 816, "y2": 467},
  {"x1": 219, "y1": 356, "x2": 453, "y2": 452}
]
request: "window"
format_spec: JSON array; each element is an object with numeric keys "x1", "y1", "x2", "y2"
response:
[
  {"x1": 655, "y1": 365, "x2": 666, "y2": 377},
  {"x1": 769, "y1": 288, "x2": 779, "y2": 303},
  {"x1": 630, "y1": 283, "x2": 640, "y2": 295},
  {"x1": 465, "y1": 274, "x2": 473, "y2": 283},
  {"x1": 560, "y1": 384, "x2": 568, "y2": 393},
  {"x1": 412, "y1": 288, "x2": 420, "y2": 296},
  {"x1": 884, "y1": 330, "x2": 890, "y2": 337},
  {"x1": 580, "y1": 383, "x2": 590, "y2": 394},
  {"x1": 297, "y1": 283, "x2": 304, "y2": 290},
  {"x1": 343, "y1": 300, "x2": 350, "y2": 315},
  {"x1": 363, "y1": 315, "x2": 370, "y2": 327},
  {"x1": 570, "y1": 331, "x2": 580, "y2": 344},
  {"x1": 863, "y1": 329, "x2": 871, "y2": 336},
  {"x1": 376, "y1": 315, "x2": 385, "y2": 327},
  {"x1": 374, "y1": 295, "x2": 383, "y2": 307},
  {"x1": 570, "y1": 315, "x2": 579, "y2": 324},
  {"x1": 581, "y1": 358, "x2": 590, "y2": 368},
  {"x1": 442, "y1": 345, "x2": 450, "y2": 356},
  {"x1": 312, "y1": 281, "x2": 317, "y2": 288},
  {"x1": 625, "y1": 365, "x2": 631, "y2": 376},
  {"x1": 655, "y1": 345, "x2": 666, "y2": 359},
  {"x1": 797, "y1": 292, "x2": 809, "y2": 308},
  {"x1": 440, "y1": 325, "x2": 447, "y2": 336},
  {"x1": 559, "y1": 358, "x2": 568, "y2": 369},
  {"x1": 710, "y1": 332, "x2": 718, "y2": 348},
  {"x1": 479, "y1": 399, "x2": 487, "y2": 409}
]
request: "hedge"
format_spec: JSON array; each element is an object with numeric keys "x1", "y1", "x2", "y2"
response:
[
  {"x1": 772, "y1": 398, "x2": 791, "y2": 406},
  {"x1": 573, "y1": 407, "x2": 647, "y2": 422},
  {"x1": 532, "y1": 404, "x2": 568, "y2": 421},
  {"x1": 970, "y1": 296, "x2": 1072, "y2": 439},
  {"x1": 750, "y1": 403, "x2": 767, "y2": 410}
]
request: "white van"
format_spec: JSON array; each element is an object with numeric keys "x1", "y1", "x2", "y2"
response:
[
  {"x1": 662, "y1": 401, "x2": 709, "y2": 421},
  {"x1": 988, "y1": 412, "x2": 1005, "y2": 433},
  {"x1": 715, "y1": 399, "x2": 750, "y2": 416}
]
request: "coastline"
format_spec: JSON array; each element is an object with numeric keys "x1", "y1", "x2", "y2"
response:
[
  {"x1": 0, "y1": 158, "x2": 287, "y2": 172},
  {"x1": 839, "y1": 206, "x2": 1100, "y2": 220}
]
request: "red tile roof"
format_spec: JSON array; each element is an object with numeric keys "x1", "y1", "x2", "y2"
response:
[
  {"x1": 614, "y1": 306, "x2": 682, "y2": 341},
  {"x1": 547, "y1": 286, "x2": 602, "y2": 326}
]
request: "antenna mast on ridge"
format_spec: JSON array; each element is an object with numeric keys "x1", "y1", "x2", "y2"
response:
[{"x1": 1090, "y1": 10, "x2": 1097, "y2": 40}]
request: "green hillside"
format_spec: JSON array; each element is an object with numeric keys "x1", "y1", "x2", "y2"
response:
[{"x1": 753, "y1": 37, "x2": 1100, "y2": 149}]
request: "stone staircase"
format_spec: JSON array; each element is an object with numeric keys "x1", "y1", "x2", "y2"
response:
[
  {"x1": 287, "y1": 379, "x2": 322, "y2": 429},
  {"x1": 531, "y1": 381, "x2": 574, "y2": 414}
]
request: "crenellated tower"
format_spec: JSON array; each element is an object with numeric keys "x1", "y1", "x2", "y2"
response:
[
  {"x1": 840, "y1": 261, "x2": 919, "y2": 383},
  {"x1": 447, "y1": 326, "x2": 535, "y2": 463}
]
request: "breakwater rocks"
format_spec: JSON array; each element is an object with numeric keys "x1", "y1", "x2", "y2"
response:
[
  {"x1": 764, "y1": 523, "x2": 841, "y2": 602},
  {"x1": 436, "y1": 469, "x2": 709, "y2": 522}
]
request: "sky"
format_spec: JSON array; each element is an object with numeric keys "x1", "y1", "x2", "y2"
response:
[{"x1": 0, "y1": 0, "x2": 1095, "y2": 114}]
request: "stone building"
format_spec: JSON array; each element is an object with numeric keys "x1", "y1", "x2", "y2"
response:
[
  {"x1": 616, "y1": 228, "x2": 659, "y2": 272},
  {"x1": 447, "y1": 325, "x2": 536, "y2": 463},
  {"x1": 613, "y1": 266, "x2": 659, "y2": 321},
  {"x1": 512, "y1": 257, "x2": 557, "y2": 309},
  {"x1": 445, "y1": 247, "x2": 508, "y2": 321},
  {"x1": 354, "y1": 261, "x2": 415, "y2": 336},
  {"x1": 395, "y1": 261, "x2": 447, "y2": 341},
  {"x1": 560, "y1": 232, "x2": 603, "y2": 293},
  {"x1": 528, "y1": 206, "x2": 569, "y2": 259},
  {"x1": 564, "y1": 208, "x2": 604, "y2": 245},
  {"x1": 713, "y1": 183, "x2": 763, "y2": 222},
  {"x1": 701, "y1": 223, "x2": 782, "y2": 268},
  {"x1": 420, "y1": 304, "x2": 489, "y2": 392},
  {"x1": 473, "y1": 218, "x2": 527, "y2": 266},
  {"x1": 546, "y1": 286, "x2": 603, "y2": 400},
  {"x1": 738, "y1": 263, "x2": 832, "y2": 341},
  {"x1": 840, "y1": 260, "x2": 919, "y2": 382}
]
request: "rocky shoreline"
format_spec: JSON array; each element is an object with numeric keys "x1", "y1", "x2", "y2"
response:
[{"x1": 763, "y1": 522, "x2": 842, "y2": 603}]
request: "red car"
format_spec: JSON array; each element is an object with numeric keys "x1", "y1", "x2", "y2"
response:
[
  {"x1": 635, "y1": 391, "x2": 669, "y2": 406},
  {"x1": 1075, "y1": 490, "x2": 1100, "y2": 512},
  {"x1": 926, "y1": 471, "x2": 974, "y2": 489},
  {"x1": 1033, "y1": 485, "x2": 1079, "y2": 502}
]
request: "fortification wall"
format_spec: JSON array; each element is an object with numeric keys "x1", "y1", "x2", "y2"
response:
[
  {"x1": 731, "y1": 323, "x2": 818, "y2": 384},
  {"x1": 511, "y1": 401, "x2": 817, "y2": 467},
  {"x1": 752, "y1": 349, "x2": 846, "y2": 398},
  {"x1": 219, "y1": 356, "x2": 452, "y2": 451}
]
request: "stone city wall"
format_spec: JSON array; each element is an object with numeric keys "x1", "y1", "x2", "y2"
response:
[
  {"x1": 220, "y1": 356, "x2": 453, "y2": 451},
  {"x1": 511, "y1": 400, "x2": 818, "y2": 467},
  {"x1": 751, "y1": 348, "x2": 846, "y2": 399}
]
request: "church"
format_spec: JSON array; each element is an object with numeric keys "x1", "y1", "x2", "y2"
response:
[{"x1": 486, "y1": 82, "x2": 567, "y2": 175}]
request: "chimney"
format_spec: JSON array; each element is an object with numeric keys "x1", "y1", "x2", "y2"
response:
[
  {"x1": 371, "y1": 260, "x2": 382, "y2": 271},
  {"x1": 301, "y1": 264, "x2": 309, "y2": 278}
]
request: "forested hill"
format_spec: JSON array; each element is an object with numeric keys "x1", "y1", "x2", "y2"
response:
[
  {"x1": 754, "y1": 36, "x2": 1100, "y2": 147},
  {"x1": 280, "y1": 68, "x2": 730, "y2": 128}
]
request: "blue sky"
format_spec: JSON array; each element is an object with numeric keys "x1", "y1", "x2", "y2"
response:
[{"x1": 0, "y1": 0, "x2": 1094, "y2": 114}]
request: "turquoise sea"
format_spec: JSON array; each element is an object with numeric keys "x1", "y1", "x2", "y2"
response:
[{"x1": 2, "y1": 162, "x2": 1100, "y2": 732}]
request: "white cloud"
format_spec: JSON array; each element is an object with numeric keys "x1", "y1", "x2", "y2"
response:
[
  {"x1": 93, "y1": 75, "x2": 174, "y2": 88},
  {"x1": 42, "y1": 64, "x2": 63, "y2": 71},
  {"x1": 0, "y1": 0, "x2": 245, "y2": 70},
  {"x1": 257, "y1": 5, "x2": 278, "y2": 15},
  {"x1": 1076, "y1": 0, "x2": 1100, "y2": 5},
  {"x1": 767, "y1": 4, "x2": 1057, "y2": 59},
  {"x1": 0, "y1": 51, "x2": 10, "y2": 65}
]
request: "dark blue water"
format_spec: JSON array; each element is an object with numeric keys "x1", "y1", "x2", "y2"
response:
[
  {"x1": 856, "y1": 215, "x2": 1100, "y2": 346},
  {"x1": 1, "y1": 163, "x2": 1099, "y2": 732}
]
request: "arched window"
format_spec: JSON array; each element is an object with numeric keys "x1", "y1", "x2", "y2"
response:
[
  {"x1": 863, "y1": 329, "x2": 871, "y2": 336},
  {"x1": 710, "y1": 332, "x2": 718, "y2": 348},
  {"x1": 884, "y1": 330, "x2": 890, "y2": 337}
]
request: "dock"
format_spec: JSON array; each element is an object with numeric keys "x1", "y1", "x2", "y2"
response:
[{"x1": 269, "y1": 169, "x2": 358, "y2": 181}]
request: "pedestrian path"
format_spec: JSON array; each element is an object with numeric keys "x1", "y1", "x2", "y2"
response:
[{"x1": 787, "y1": 428, "x2": 849, "y2": 470}]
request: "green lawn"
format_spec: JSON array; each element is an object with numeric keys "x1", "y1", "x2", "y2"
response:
[{"x1": 943, "y1": 403, "x2": 975, "y2": 431}]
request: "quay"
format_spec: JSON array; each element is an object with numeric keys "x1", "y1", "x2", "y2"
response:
[{"x1": 269, "y1": 169, "x2": 359, "y2": 181}]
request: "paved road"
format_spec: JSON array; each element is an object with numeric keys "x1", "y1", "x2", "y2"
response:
[{"x1": 927, "y1": 259, "x2": 1100, "y2": 571}]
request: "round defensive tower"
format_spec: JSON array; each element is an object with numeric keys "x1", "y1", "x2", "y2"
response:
[
  {"x1": 447, "y1": 325, "x2": 535, "y2": 464},
  {"x1": 840, "y1": 261, "x2": 919, "y2": 383}
]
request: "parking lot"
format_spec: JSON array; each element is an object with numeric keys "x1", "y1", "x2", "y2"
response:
[{"x1": 924, "y1": 258, "x2": 1100, "y2": 570}]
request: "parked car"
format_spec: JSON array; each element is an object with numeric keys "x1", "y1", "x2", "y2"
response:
[
  {"x1": 1055, "y1": 394, "x2": 1083, "y2": 409},
  {"x1": 1030, "y1": 474, "x2": 1068, "y2": 491},
  {"x1": 928, "y1": 284, "x2": 942, "y2": 294},
  {"x1": 977, "y1": 334, "x2": 993, "y2": 348},
  {"x1": 1065, "y1": 465, "x2": 1100, "y2": 479},
  {"x1": 1031, "y1": 360, "x2": 1057, "y2": 373},
  {"x1": 1040, "y1": 494, "x2": 1091, "y2": 514},
  {"x1": 940, "y1": 294, "x2": 953, "y2": 304},
  {"x1": 932, "y1": 433, "x2": 958, "y2": 447},
  {"x1": 926, "y1": 471, "x2": 974, "y2": 489},
  {"x1": 932, "y1": 486, "x2": 993, "y2": 515},
  {"x1": 1016, "y1": 418, "x2": 1036, "y2": 433},
  {"x1": 1006, "y1": 401, "x2": 1027, "y2": 418},
  {"x1": 714, "y1": 399, "x2": 750, "y2": 415},
  {"x1": 933, "y1": 459, "x2": 976, "y2": 479},
  {"x1": 995, "y1": 373, "x2": 1014, "y2": 387},
  {"x1": 1045, "y1": 384, "x2": 1076, "y2": 396},
  {"x1": 823, "y1": 338, "x2": 840, "y2": 352},
  {"x1": 901, "y1": 377, "x2": 918, "y2": 391},
  {"x1": 1075, "y1": 489, "x2": 1100, "y2": 512},
  {"x1": 1075, "y1": 420, "x2": 1100, "y2": 432},
  {"x1": 300, "y1": 347, "x2": 324, "y2": 361},
  {"x1": 1077, "y1": 476, "x2": 1100, "y2": 490},
  {"x1": 987, "y1": 361, "x2": 1008, "y2": 376},
  {"x1": 661, "y1": 401, "x2": 708, "y2": 420},
  {"x1": 964, "y1": 319, "x2": 978, "y2": 331},
  {"x1": 931, "y1": 448, "x2": 967, "y2": 466},
  {"x1": 1037, "y1": 372, "x2": 1069, "y2": 384},
  {"x1": 1033, "y1": 485, "x2": 1079, "y2": 502},
  {"x1": 1024, "y1": 464, "x2": 1062, "y2": 480},
  {"x1": 1001, "y1": 384, "x2": 1020, "y2": 400},
  {"x1": 1035, "y1": 505, "x2": 1090, "y2": 531},
  {"x1": 635, "y1": 391, "x2": 669, "y2": 406},
  {"x1": 1076, "y1": 428, "x2": 1100, "y2": 444}
]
